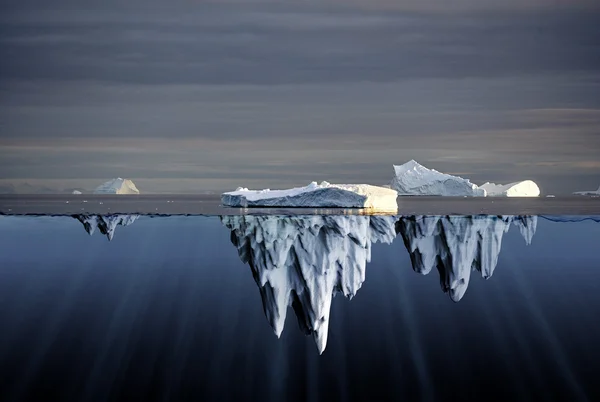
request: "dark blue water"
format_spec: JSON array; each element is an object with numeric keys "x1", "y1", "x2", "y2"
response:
[{"x1": 0, "y1": 215, "x2": 599, "y2": 402}]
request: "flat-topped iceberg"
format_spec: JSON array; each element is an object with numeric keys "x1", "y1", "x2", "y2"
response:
[
  {"x1": 574, "y1": 185, "x2": 600, "y2": 196},
  {"x1": 94, "y1": 178, "x2": 140, "y2": 195},
  {"x1": 391, "y1": 160, "x2": 485, "y2": 197},
  {"x1": 222, "y1": 181, "x2": 398, "y2": 211},
  {"x1": 480, "y1": 180, "x2": 540, "y2": 197}
]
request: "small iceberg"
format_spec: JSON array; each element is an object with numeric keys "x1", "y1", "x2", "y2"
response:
[
  {"x1": 390, "y1": 160, "x2": 485, "y2": 196},
  {"x1": 93, "y1": 178, "x2": 140, "y2": 195},
  {"x1": 72, "y1": 190, "x2": 82, "y2": 195},
  {"x1": 573, "y1": 185, "x2": 600, "y2": 196},
  {"x1": 480, "y1": 180, "x2": 540, "y2": 197},
  {"x1": 221, "y1": 181, "x2": 398, "y2": 211},
  {"x1": 74, "y1": 214, "x2": 139, "y2": 241}
]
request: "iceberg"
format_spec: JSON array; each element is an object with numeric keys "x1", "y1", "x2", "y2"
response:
[
  {"x1": 74, "y1": 214, "x2": 139, "y2": 241},
  {"x1": 396, "y1": 215, "x2": 537, "y2": 301},
  {"x1": 93, "y1": 178, "x2": 140, "y2": 195},
  {"x1": 221, "y1": 215, "x2": 396, "y2": 354},
  {"x1": 480, "y1": 181, "x2": 540, "y2": 197},
  {"x1": 221, "y1": 213, "x2": 539, "y2": 352},
  {"x1": 72, "y1": 190, "x2": 82, "y2": 195},
  {"x1": 573, "y1": 185, "x2": 600, "y2": 196},
  {"x1": 222, "y1": 181, "x2": 398, "y2": 211},
  {"x1": 391, "y1": 160, "x2": 486, "y2": 196}
]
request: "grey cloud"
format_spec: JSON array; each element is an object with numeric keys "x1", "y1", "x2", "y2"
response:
[
  {"x1": 1, "y1": 6, "x2": 599, "y2": 86},
  {"x1": 1, "y1": 1, "x2": 599, "y2": 194},
  {"x1": 2, "y1": 76, "x2": 600, "y2": 140}
]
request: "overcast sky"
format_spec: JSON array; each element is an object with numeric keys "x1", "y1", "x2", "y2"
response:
[{"x1": 1, "y1": 0, "x2": 599, "y2": 194}]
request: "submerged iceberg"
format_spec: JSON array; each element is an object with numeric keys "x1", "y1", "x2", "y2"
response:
[
  {"x1": 397, "y1": 215, "x2": 537, "y2": 301},
  {"x1": 222, "y1": 182, "x2": 398, "y2": 211},
  {"x1": 94, "y1": 178, "x2": 140, "y2": 195},
  {"x1": 221, "y1": 213, "x2": 539, "y2": 353},
  {"x1": 480, "y1": 181, "x2": 540, "y2": 197},
  {"x1": 391, "y1": 160, "x2": 486, "y2": 197},
  {"x1": 74, "y1": 214, "x2": 139, "y2": 241},
  {"x1": 573, "y1": 185, "x2": 600, "y2": 196},
  {"x1": 221, "y1": 215, "x2": 396, "y2": 354}
]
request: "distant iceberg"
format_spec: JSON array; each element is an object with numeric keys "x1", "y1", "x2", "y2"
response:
[
  {"x1": 391, "y1": 160, "x2": 541, "y2": 197},
  {"x1": 573, "y1": 185, "x2": 600, "y2": 196},
  {"x1": 222, "y1": 181, "x2": 398, "y2": 211},
  {"x1": 74, "y1": 214, "x2": 139, "y2": 241},
  {"x1": 480, "y1": 180, "x2": 540, "y2": 197},
  {"x1": 72, "y1": 190, "x2": 82, "y2": 195},
  {"x1": 391, "y1": 160, "x2": 486, "y2": 197},
  {"x1": 94, "y1": 178, "x2": 139, "y2": 195}
]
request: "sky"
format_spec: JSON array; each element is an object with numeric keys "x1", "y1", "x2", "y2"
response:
[{"x1": 1, "y1": 0, "x2": 599, "y2": 194}]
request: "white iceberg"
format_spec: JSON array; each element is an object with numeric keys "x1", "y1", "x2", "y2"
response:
[
  {"x1": 221, "y1": 215, "x2": 396, "y2": 354},
  {"x1": 573, "y1": 185, "x2": 600, "y2": 196},
  {"x1": 222, "y1": 181, "x2": 398, "y2": 211},
  {"x1": 397, "y1": 215, "x2": 537, "y2": 301},
  {"x1": 94, "y1": 178, "x2": 140, "y2": 195},
  {"x1": 391, "y1": 160, "x2": 486, "y2": 197},
  {"x1": 221, "y1": 213, "x2": 539, "y2": 352},
  {"x1": 74, "y1": 214, "x2": 139, "y2": 241},
  {"x1": 72, "y1": 190, "x2": 82, "y2": 195},
  {"x1": 480, "y1": 181, "x2": 540, "y2": 197}
]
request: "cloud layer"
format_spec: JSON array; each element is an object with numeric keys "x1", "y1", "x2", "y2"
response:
[{"x1": 0, "y1": 1, "x2": 599, "y2": 193}]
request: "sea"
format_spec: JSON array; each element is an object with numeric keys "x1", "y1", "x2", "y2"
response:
[{"x1": 1, "y1": 195, "x2": 599, "y2": 401}]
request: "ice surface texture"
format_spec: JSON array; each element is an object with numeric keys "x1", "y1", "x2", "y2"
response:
[
  {"x1": 74, "y1": 214, "x2": 139, "y2": 241},
  {"x1": 398, "y1": 215, "x2": 537, "y2": 302},
  {"x1": 222, "y1": 215, "x2": 396, "y2": 354},
  {"x1": 391, "y1": 160, "x2": 486, "y2": 196},
  {"x1": 222, "y1": 214, "x2": 536, "y2": 353},
  {"x1": 480, "y1": 181, "x2": 540, "y2": 197},
  {"x1": 222, "y1": 181, "x2": 398, "y2": 211}
]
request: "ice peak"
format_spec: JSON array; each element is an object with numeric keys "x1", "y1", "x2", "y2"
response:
[
  {"x1": 391, "y1": 160, "x2": 485, "y2": 197},
  {"x1": 392, "y1": 160, "x2": 424, "y2": 175},
  {"x1": 94, "y1": 178, "x2": 139, "y2": 195}
]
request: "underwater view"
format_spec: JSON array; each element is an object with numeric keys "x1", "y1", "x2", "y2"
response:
[{"x1": 1, "y1": 214, "x2": 599, "y2": 401}]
